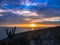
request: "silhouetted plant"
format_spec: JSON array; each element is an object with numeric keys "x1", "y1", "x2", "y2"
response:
[{"x1": 6, "y1": 27, "x2": 16, "y2": 39}]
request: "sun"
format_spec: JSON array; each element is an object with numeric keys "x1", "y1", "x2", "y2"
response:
[{"x1": 30, "y1": 24, "x2": 36, "y2": 27}]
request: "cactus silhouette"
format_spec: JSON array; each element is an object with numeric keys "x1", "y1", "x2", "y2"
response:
[{"x1": 6, "y1": 27, "x2": 16, "y2": 39}]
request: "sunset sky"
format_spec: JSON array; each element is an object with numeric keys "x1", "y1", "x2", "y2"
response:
[{"x1": 0, "y1": 0, "x2": 60, "y2": 27}]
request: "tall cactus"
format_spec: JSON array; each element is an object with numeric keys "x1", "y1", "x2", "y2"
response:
[{"x1": 6, "y1": 27, "x2": 16, "y2": 39}]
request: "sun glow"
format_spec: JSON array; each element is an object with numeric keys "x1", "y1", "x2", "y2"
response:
[{"x1": 30, "y1": 24, "x2": 36, "y2": 27}]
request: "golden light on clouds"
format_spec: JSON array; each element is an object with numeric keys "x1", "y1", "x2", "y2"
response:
[
  {"x1": 30, "y1": 17, "x2": 60, "y2": 23},
  {"x1": 24, "y1": 18, "x2": 31, "y2": 21}
]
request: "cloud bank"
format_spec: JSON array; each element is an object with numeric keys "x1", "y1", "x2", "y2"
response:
[{"x1": 0, "y1": 0, "x2": 60, "y2": 25}]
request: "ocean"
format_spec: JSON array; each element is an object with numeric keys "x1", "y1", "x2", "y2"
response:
[{"x1": 0, "y1": 27, "x2": 42, "y2": 40}]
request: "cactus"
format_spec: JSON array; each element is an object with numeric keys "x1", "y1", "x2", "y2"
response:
[{"x1": 6, "y1": 27, "x2": 16, "y2": 39}]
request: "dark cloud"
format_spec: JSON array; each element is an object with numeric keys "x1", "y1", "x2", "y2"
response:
[
  {"x1": 0, "y1": 12, "x2": 28, "y2": 24},
  {"x1": 38, "y1": 8, "x2": 60, "y2": 18}
]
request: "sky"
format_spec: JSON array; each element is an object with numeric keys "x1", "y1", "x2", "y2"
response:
[{"x1": 0, "y1": 0, "x2": 60, "y2": 26}]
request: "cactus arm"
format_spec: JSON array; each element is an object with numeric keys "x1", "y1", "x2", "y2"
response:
[
  {"x1": 6, "y1": 28, "x2": 9, "y2": 35},
  {"x1": 6, "y1": 27, "x2": 16, "y2": 39},
  {"x1": 13, "y1": 27, "x2": 16, "y2": 33}
]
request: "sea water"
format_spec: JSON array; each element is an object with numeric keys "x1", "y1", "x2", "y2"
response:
[{"x1": 0, "y1": 27, "x2": 42, "y2": 40}]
